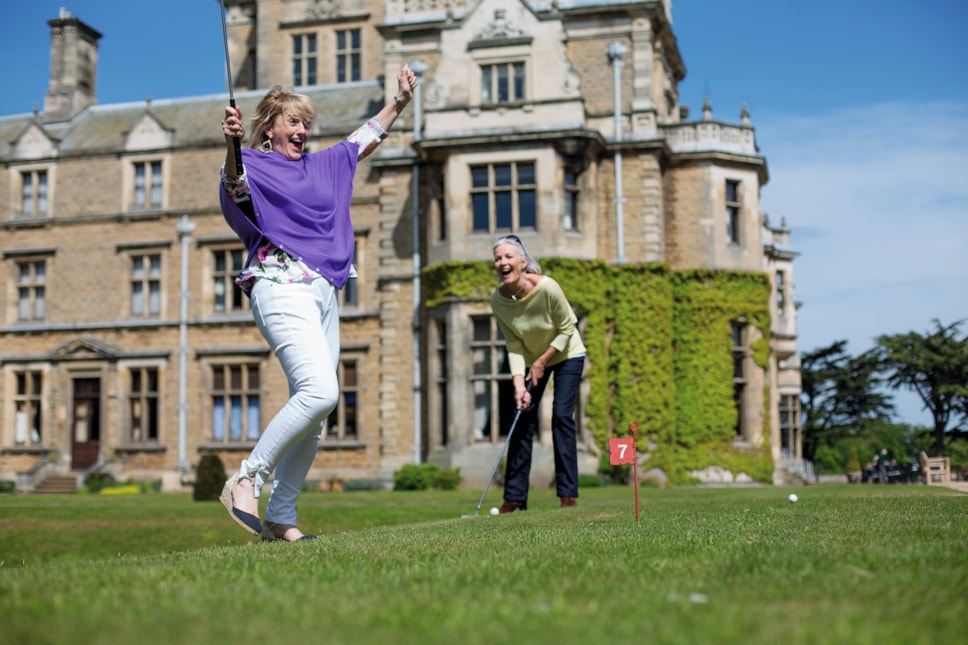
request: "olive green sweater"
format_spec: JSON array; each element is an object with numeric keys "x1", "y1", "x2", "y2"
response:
[{"x1": 489, "y1": 276, "x2": 586, "y2": 377}]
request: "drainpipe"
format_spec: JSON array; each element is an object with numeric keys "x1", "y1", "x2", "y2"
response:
[
  {"x1": 409, "y1": 59, "x2": 429, "y2": 464},
  {"x1": 607, "y1": 41, "x2": 628, "y2": 264},
  {"x1": 175, "y1": 215, "x2": 195, "y2": 479}
]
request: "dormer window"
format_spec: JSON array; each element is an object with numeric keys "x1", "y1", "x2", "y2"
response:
[
  {"x1": 133, "y1": 161, "x2": 163, "y2": 209},
  {"x1": 481, "y1": 62, "x2": 525, "y2": 104},
  {"x1": 20, "y1": 170, "x2": 49, "y2": 217}
]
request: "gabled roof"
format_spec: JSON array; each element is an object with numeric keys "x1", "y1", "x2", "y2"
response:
[{"x1": 0, "y1": 81, "x2": 384, "y2": 161}]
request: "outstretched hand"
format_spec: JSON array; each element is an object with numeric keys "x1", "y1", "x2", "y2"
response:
[{"x1": 396, "y1": 65, "x2": 419, "y2": 104}]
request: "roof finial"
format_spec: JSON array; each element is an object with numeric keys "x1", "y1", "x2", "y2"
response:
[
  {"x1": 741, "y1": 104, "x2": 750, "y2": 125},
  {"x1": 702, "y1": 95, "x2": 712, "y2": 121}
]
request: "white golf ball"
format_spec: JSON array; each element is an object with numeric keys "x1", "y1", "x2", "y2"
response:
[
  {"x1": 788, "y1": 493, "x2": 798, "y2": 503},
  {"x1": 489, "y1": 506, "x2": 500, "y2": 516}
]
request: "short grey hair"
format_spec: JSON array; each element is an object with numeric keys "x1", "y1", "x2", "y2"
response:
[{"x1": 493, "y1": 235, "x2": 541, "y2": 274}]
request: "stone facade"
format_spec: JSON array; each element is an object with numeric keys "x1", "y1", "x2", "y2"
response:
[{"x1": 1, "y1": 0, "x2": 801, "y2": 491}]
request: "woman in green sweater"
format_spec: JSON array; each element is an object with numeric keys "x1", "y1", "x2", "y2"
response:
[{"x1": 490, "y1": 235, "x2": 586, "y2": 512}]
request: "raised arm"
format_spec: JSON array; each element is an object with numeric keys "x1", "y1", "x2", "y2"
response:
[{"x1": 374, "y1": 65, "x2": 418, "y2": 133}]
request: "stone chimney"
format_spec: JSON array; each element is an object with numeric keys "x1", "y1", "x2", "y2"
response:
[{"x1": 44, "y1": 7, "x2": 102, "y2": 122}]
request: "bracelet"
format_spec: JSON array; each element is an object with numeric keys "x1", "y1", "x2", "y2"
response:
[{"x1": 393, "y1": 94, "x2": 409, "y2": 107}]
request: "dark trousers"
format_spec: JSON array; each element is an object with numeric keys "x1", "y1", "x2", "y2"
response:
[{"x1": 504, "y1": 356, "x2": 584, "y2": 501}]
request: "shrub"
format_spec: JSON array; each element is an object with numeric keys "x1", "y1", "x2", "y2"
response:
[
  {"x1": 394, "y1": 464, "x2": 461, "y2": 490},
  {"x1": 0, "y1": 480, "x2": 15, "y2": 494},
  {"x1": 193, "y1": 454, "x2": 227, "y2": 501},
  {"x1": 139, "y1": 480, "x2": 162, "y2": 494},
  {"x1": 434, "y1": 468, "x2": 461, "y2": 490},
  {"x1": 342, "y1": 479, "x2": 387, "y2": 492},
  {"x1": 393, "y1": 464, "x2": 426, "y2": 490},
  {"x1": 578, "y1": 474, "x2": 602, "y2": 488},
  {"x1": 83, "y1": 472, "x2": 115, "y2": 493}
]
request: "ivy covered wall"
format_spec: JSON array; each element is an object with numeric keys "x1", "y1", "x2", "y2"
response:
[{"x1": 422, "y1": 260, "x2": 774, "y2": 483}]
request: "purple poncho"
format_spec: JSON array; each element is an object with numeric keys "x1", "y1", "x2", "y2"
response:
[{"x1": 220, "y1": 142, "x2": 359, "y2": 289}]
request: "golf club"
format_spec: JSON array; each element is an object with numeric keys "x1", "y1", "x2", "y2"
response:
[
  {"x1": 218, "y1": 0, "x2": 243, "y2": 176},
  {"x1": 464, "y1": 382, "x2": 532, "y2": 518}
]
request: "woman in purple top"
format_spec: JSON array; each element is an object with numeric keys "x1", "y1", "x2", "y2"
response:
[{"x1": 218, "y1": 65, "x2": 417, "y2": 542}]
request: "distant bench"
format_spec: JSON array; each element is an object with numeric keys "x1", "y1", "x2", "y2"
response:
[{"x1": 919, "y1": 451, "x2": 950, "y2": 485}]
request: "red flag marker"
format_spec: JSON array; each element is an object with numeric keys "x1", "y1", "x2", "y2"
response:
[{"x1": 608, "y1": 421, "x2": 640, "y2": 522}]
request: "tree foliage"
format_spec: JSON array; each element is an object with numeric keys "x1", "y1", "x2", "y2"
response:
[
  {"x1": 800, "y1": 340, "x2": 894, "y2": 461},
  {"x1": 876, "y1": 319, "x2": 968, "y2": 456}
]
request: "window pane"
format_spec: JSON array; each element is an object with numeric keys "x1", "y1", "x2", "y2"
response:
[
  {"x1": 22, "y1": 173, "x2": 33, "y2": 213},
  {"x1": 495, "y1": 192, "x2": 512, "y2": 229},
  {"x1": 37, "y1": 172, "x2": 48, "y2": 213},
  {"x1": 471, "y1": 166, "x2": 489, "y2": 188},
  {"x1": 472, "y1": 194, "x2": 489, "y2": 231},
  {"x1": 247, "y1": 396, "x2": 260, "y2": 440},
  {"x1": 212, "y1": 397, "x2": 225, "y2": 441},
  {"x1": 132, "y1": 283, "x2": 144, "y2": 314},
  {"x1": 497, "y1": 64, "x2": 509, "y2": 102},
  {"x1": 151, "y1": 162, "x2": 162, "y2": 204},
  {"x1": 473, "y1": 380, "x2": 489, "y2": 440},
  {"x1": 494, "y1": 165, "x2": 511, "y2": 186},
  {"x1": 229, "y1": 396, "x2": 243, "y2": 440},
  {"x1": 148, "y1": 281, "x2": 161, "y2": 314},
  {"x1": 518, "y1": 190, "x2": 536, "y2": 228},
  {"x1": 134, "y1": 165, "x2": 146, "y2": 206},
  {"x1": 35, "y1": 288, "x2": 46, "y2": 319},
  {"x1": 18, "y1": 288, "x2": 30, "y2": 320},
  {"x1": 513, "y1": 63, "x2": 525, "y2": 100},
  {"x1": 481, "y1": 66, "x2": 492, "y2": 103},
  {"x1": 517, "y1": 163, "x2": 534, "y2": 185},
  {"x1": 344, "y1": 393, "x2": 357, "y2": 436},
  {"x1": 473, "y1": 318, "x2": 490, "y2": 342},
  {"x1": 147, "y1": 398, "x2": 159, "y2": 440},
  {"x1": 351, "y1": 53, "x2": 360, "y2": 81}
]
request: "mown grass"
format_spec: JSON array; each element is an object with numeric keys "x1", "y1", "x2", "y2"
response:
[{"x1": 0, "y1": 484, "x2": 964, "y2": 645}]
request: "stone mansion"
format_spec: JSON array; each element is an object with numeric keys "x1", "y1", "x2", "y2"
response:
[{"x1": 0, "y1": 0, "x2": 803, "y2": 492}]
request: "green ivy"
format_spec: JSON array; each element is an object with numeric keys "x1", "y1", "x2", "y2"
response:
[
  {"x1": 422, "y1": 260, "x2": 495, "y2": 308},
  {"x1": 421, "y1": 261, "x2": 774, "y2": 483}
]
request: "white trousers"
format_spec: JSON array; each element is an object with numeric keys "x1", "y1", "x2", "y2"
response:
[{"x1": 242, "y1": 278, "x2": 340, "y2": 526}]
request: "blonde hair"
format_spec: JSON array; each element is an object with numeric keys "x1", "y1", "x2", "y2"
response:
[
  {"x1": 493, "y1": 235, "x2": 541, "y2": 274},
  {"x1": 247, "y1": 86, "x2": 316, "y2": 149}
]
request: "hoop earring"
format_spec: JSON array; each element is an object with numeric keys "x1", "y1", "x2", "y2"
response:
[{"x1": 260, "y1": 139, "x2": 272, "y2": 154}]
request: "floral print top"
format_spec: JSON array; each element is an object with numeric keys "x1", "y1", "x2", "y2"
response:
[{"x1": 220, "y1": 118, "x2": 387, "y2": 293}]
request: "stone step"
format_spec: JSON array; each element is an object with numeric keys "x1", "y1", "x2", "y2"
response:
[{"x1": 33, "y1": 475, "x2": 78, "y2": 494}]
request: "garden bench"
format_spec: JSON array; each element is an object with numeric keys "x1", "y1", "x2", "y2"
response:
[{"x1": 919, "y1": 451, "x2": 950, "y2": 485}]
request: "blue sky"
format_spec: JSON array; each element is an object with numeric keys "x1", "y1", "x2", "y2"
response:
[{"x1": 3, "y1": 1, "x2": 967, "y2": 427}]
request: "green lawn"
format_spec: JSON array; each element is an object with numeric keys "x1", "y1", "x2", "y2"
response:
[{"x1": 0, "y1": 484, "x2": 964, "y2": 644}]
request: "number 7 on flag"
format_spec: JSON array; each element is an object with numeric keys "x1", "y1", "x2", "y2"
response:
[{"x1": 608, "y1": 437, "x2": 636, "y2": 465}]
